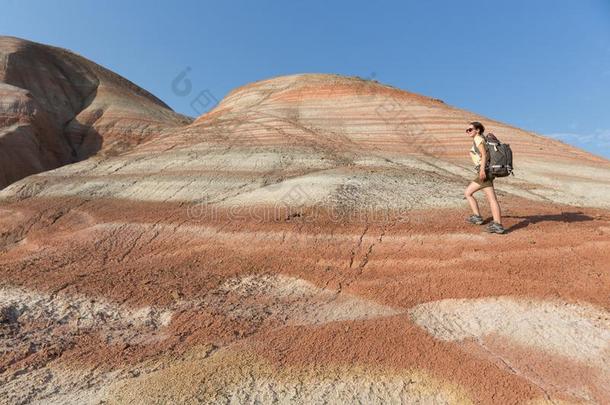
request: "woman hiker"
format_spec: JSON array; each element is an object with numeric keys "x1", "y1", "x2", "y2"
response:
[{"x1": 464, "y1": 121, "x2": 505, "y2": 234}]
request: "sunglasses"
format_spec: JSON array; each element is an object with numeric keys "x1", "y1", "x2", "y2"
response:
[{"x1": 466, "y1": 128, "x2": 474, "y2": 133}]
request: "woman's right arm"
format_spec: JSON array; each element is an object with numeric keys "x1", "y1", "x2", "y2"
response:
[{"x1": 477, "y1": 141, "x2": 487, "y2": 180}]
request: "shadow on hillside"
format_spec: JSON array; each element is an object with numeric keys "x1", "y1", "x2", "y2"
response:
[
  {"x1": 502, "y1": 211, "x2": 595, "y2": 233},
  {"x1": 0, "y1": 85, "x2": 103, "y2": 190}
]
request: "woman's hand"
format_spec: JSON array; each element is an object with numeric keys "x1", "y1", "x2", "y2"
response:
[{"x1": 479, "y1": 169, "x2": 487, "y2": 181}]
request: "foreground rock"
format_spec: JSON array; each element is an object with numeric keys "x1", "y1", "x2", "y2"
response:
[{"x1": 0, "y1": 37, "x2": 609, "y2": 404}]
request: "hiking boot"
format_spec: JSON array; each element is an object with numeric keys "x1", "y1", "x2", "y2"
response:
[
  {"x1": 466, "y1": 214, "x2": 484, "y2": 225},
  {"x1": 486, "y1": 221, "x2": 505, "y2": 234}
]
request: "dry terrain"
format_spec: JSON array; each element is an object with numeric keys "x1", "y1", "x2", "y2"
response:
[{"x1": 1, "y1": 36, "x2": 609, "y2": 404}]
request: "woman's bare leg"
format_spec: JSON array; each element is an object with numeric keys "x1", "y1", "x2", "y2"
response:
[
  {"x1": 464, "y1": 182, "x2": 483, "y2": 216},
  {"x1": 483, "y1": 186, "x2": 502, "y2": 224}
]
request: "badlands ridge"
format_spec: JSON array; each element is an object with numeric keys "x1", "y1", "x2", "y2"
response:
[{"x1": 0, "y1": 36, "x2": 609, "y2": 404}]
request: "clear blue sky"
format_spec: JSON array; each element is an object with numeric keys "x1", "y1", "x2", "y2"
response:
[{"x1": 2, "y1": 0, "x2": 609, "y2": 158}]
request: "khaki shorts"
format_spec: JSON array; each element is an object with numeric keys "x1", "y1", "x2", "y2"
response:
[{"x1": 473, "y1": 167, "x2": 494, "y2": 189}]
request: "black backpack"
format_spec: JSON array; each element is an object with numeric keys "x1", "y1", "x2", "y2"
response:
[{"x1": 473, "y1": 133, "x2": 514, "y2": 177}]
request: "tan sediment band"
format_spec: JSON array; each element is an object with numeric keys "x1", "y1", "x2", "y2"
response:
[{"x1": 107, "y1": 344, "x2": 474, "y2": 404}]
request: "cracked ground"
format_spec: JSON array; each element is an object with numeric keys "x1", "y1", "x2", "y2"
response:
[{"x1": 1, "y1": 194, "x2": 609, "y2": 404}]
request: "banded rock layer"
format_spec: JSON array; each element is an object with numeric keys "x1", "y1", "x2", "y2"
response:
[
  {"x1": 0, "y1": 37, "x2": 609, "y2": 404},
  {"x1": 3, "y1": 69, "x2": 609, "y2": 209}
]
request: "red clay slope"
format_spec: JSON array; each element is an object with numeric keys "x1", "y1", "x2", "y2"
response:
[
  {"x1": 0, "y1": 52, "x2": 609, "y2": 403},
  {"x1": 0, "y1": 36, "x2": 191, "y2": 189}
]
